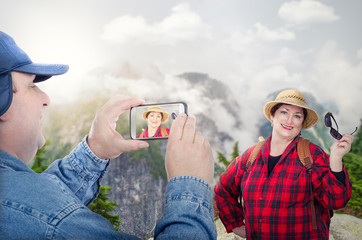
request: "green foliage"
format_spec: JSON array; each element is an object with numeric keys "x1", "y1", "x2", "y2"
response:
[
  {"x1": 339, "y1": 120, "x2": 362, "y2": 217},
  {"x1": 341, "y1": 152, "x2": 362, "y2": 217},
  {"x1": 231, "y1": 141, "x2": 240, "y2": 161},
  {"x1": 216, "y1": 151, "x2": 229, "y2": 167},
  {"x1": 214, "y1": 141, "x2": 239, "y2": 177},
  {"x1": 88, "y1": 186, "x2": 122, "y2": 232},
  {"x1": 31, "y1": 140, "x2": 50, "y2": 173}
]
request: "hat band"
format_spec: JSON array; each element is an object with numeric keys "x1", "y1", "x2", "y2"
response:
[{"x1": 277, "y1": 95, "x2": 306, "y2": 104}]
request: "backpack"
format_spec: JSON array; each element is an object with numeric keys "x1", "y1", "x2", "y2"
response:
[
  {"x1": 139, "y1": 126, "x2": 168, "y2": 138},
  {"x1": 246, "y1": 137, "x2": 333, "y2": 230}
]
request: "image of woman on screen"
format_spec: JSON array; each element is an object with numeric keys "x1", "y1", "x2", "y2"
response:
[{"x1": 137, "y1": 106, "x2": 170, "y2": 138}]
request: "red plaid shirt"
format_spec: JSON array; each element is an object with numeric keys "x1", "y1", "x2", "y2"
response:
[
  {"x1": 137, "y1": 126, "x2": 170, "y2": 138},
  {"x1": 214, "y1": 134, "x2": 352, "y2": 239}
]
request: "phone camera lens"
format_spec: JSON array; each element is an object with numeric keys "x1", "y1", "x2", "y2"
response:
[{"x1": 171, "y1": 112, "x2": 177, "y2": 119}]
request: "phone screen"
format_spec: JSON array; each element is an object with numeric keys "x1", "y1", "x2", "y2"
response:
[{"x1": 130, "y1": 102, "x2": 188, "y2": 140}]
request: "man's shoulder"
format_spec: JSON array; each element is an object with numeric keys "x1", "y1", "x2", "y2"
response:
[{"x1": 1, "y1": 169, "x2": 84, "y2": 224}]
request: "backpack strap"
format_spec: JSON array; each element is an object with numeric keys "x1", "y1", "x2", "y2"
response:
[
  {"x1": 160, "y1": 126, "x2": 168, "y2": 137},
  {"x1": 297, "y1": 137, "x2": 313, "y2": 170},
  {"x1": 297, "y1": 137, "x2": 317, "y2": 230},
  {"x1": 246, "y1": 140, "x2": 266, "y2": 170}
]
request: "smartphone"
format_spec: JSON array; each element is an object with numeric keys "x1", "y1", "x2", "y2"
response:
[{"x1": 130, "y1": 102, "x2": 188, "y2": 140}]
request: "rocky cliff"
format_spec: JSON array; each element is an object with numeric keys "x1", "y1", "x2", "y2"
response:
[{"x1": 101, "y1": 147, "x2": 167, "y2": 239}]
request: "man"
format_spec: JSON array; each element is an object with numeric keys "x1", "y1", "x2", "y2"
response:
[{"x1": 0, "y1": 31, "x2": 216, "y2": 239}]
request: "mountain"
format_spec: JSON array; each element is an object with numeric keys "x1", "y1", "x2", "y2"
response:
[
  {"x1": 176, "y1": 72, "x2": 242, "y2": 153},
  {"x1": 40, "y1": 69, "x2": 339, "y2": 238}
]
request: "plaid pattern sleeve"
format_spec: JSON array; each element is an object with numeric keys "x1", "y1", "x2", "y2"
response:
[
  {"x1": 309, "y1": 142, "x2": 352, "y2": 210},
  {"x1": 214, "y1": 147, "x2": 253, "y2": 233}
]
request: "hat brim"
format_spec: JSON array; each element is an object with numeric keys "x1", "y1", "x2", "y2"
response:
[
  {"x1": 1, "y1": 63, "x2": 68, "y2": 116},
  {"x1": 263, "y1": 101, "x2": 319, "y2": 129},
  {"x1": 143, "y1": 111, "x2": 169, "y2": 122},
  {"x1": 14, "y1": 63, "x2": 69, "y2": 82}
]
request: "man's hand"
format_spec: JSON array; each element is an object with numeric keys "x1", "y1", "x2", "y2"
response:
[
  {"x1": 87, "y1": 95, "x2": 149, "y2": 159},
  {"x1": 330, "y1": 134, "x2": 354, "y2": 172},
  {"x1": 165, "y1": 113, "x2": 214, "y2": 185}
]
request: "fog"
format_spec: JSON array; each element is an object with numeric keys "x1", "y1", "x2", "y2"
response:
[{"x1": 1, "y1": 0, "x2": 361, "y2": 152}]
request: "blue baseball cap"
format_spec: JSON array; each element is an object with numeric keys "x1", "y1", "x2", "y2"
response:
[{"x1": 0, "y1": 31, "x2": 69, "y2": 116}]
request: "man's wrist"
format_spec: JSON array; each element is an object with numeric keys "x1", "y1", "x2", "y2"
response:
[
  {"x1": 85, "y1": 136, "x2": 110, "y2": 161},
  {"x1": 83, "y1": 136, "x2": 110, "y2": 162}
]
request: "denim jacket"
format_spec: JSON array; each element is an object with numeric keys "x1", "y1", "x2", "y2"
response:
[{"x1": 0, "y1": 138, "x2": 216, "y2": 240}]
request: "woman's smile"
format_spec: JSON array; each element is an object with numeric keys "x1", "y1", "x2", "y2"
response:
[{"x1": 281, "y1": 124, "x2": 293, "y2": 130}]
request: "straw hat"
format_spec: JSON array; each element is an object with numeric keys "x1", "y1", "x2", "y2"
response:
[
  {"x1": 263, "y1": 89, "x2": 319, "y2": 129},
  {"x1": 143, "y1": 106, "x2": 169, "y2": 122}
]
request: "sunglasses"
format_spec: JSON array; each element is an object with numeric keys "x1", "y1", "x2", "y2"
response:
[{"x1": 324, "y1": 112, "x2": 358, "y2": 140}]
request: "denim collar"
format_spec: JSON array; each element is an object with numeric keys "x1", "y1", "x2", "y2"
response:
[{"x1": 0, "y1": 149, "x2": 33, "y2": 172}]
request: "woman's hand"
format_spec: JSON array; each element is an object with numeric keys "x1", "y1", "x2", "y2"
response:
[
  {"x1": 330, "y1": 134, "x2": 354, "y2": 172},
  {"x1": 232, "y1": 225, "x2": 246, "y2": 238}
]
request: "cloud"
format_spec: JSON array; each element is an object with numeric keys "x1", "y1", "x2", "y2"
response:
[
  {"x1": 278, "y1": 0, "x2": 340, "y2": 25},
  {"x1": 101, "y1": 3, "x2": 211, "y2": 45},
  {"x1": 357, "y1": 49, "x2": 362, "y2": 60},
  {"x1": 253, "y1": 23, "x2": 296, "y2": 41},
  {"x1": 308, "y1": 41, "x2": 362, "y2": 126},
  {"x1": 266, "y1": 47, "x2": 304, "y2": 68},
  {"x1": 227, "y1": 22, "x2": 295, "y2": 52}
]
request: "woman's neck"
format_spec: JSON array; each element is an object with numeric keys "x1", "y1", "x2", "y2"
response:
[
  {"x1": 270, "y1": 133, "x2": 294, "y2": 157},
  {"x1": 148, "y1": 126, "x2": 159, "y2": 136}
]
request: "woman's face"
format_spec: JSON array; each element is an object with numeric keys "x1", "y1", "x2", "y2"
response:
[
  {"x1": 147, "y1": 112, "x2": 162, "y2": 129},
  {"x1": 271, "y1": 104, "x2": 304, "y2": 140}
]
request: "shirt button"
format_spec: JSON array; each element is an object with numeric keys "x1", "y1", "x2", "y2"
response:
[
  {"x1": 260, "y1": 196, "x2": 263, "y2": 200},
  {"x1": 259, "y1": 219, "x2": 262, "y2": 223}
]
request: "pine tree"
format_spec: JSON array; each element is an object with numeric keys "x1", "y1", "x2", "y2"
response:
[
  {"x1": 88, "y1": 186, "x2": 122, "y2": 231},
  {"x1": 217, "y1": 141, "x2": 239, "y2": 167},
  {"x1": 214, "y1": 141, "x2": 240, "y2": 177}
]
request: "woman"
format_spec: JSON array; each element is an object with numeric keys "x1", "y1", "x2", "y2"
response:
[
  {"x1": 137, "y1": 106, "x2": 170, "y2": 138},
  {"x1": 214, "y1": 89, "x2": 353, "y2": 239}
]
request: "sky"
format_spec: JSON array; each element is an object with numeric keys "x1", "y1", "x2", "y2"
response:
[{"x1": 1, "y1": 0, "x2": 362, "y2": 148}]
